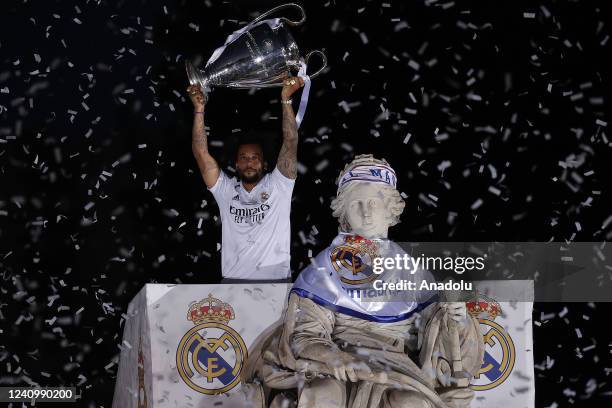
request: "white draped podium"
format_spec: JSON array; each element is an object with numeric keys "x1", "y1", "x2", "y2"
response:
[{"x1": 112, "y1": 281, "x2": 534, "y2": 408}]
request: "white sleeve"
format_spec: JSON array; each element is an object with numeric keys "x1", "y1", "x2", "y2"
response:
[
  {"x1": 208, "y1": 170, "x2": 233, "y2": 204},
  {"x1": 271, "y1": 166, "x2": 296, "y2": 195}
]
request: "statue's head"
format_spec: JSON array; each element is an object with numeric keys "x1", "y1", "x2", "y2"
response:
[{"x1": 330, "y1": 154, "x2": 405, "y2": 238}]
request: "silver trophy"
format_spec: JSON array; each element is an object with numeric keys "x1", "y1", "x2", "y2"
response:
[{"x1": 185, "y1": 3, "x2": 326, "y2": 93}]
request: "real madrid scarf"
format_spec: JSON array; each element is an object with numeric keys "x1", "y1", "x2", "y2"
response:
[{"x1": 291, "y1": 233, "x2": 438, "y2": 323}]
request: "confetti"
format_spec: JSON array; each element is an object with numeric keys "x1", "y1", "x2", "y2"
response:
[{"x1": 1, "y1": 1, "x2": 611, "y2": 407}]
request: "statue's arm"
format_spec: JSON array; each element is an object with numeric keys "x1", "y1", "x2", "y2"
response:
[
  {"x1": 419, "y1": 303, "x2": 485, "y2": 388},
  {"x1": 290, "y1": 296, "x2": 370, "y2": 382},
  {"x1": 291, "y1": 296, "x2": 337, "y2": 358}
]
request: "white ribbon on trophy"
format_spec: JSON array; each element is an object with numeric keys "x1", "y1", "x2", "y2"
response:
[{"x1": 295, "y1": 62, "x2": 311, "y2": 128}]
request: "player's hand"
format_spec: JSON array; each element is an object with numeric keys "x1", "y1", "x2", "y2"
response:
[
  {"x1": 441, "y1": 302, "x2": 467, "y2": 323},
  {"x1": 281, "y1": 75, "x2": 305, "y2": 100},
  {"x1": 187, "y1": 85, "x2": 206, "y2": 110}
]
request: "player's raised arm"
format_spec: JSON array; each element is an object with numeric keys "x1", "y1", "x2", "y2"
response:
[
  {"x1": 276, "y1": 77, "x2": 304, "y2": 179},
  {"x1": 188, "y1": 85, "x2": 220, "y2": 188}
]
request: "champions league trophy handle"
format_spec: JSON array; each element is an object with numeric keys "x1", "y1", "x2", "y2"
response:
[
  {"x1": 249, "y1": 2, "x2": 306, "y2": 27},
  {"x1": 303, "y1": 50, "x2": 328, "y2": 79}
]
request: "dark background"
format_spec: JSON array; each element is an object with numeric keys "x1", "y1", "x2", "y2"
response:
[{"x1": 1, "y1": 0, "x2": 611, "y2": 406}]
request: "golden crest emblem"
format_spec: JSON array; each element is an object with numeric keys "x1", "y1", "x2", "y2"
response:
[
  {"x1": 467, "y1": 295, "x2": 516, "y2": 391},
  {"x1": 176, "y1": 294, "x2": 248, "y2": 395},
  {"x1": 330, "y1": 235, "x2": 381, "y2": 285}
]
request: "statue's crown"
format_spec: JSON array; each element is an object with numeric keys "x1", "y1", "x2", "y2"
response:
[
  {"x1": 466, "y1": 295, "x2": 501, "y2": 320},
  {"x1": 187, "y1": 294, "x2": 235, "y2": 325}
]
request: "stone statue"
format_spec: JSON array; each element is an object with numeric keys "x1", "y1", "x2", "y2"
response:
[{"x1": 243, "y1": 154, "x2": 484, "y2": 408}]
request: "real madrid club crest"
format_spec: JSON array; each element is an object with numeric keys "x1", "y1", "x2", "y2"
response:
[
  {"x1": 467, "y1": 295, "x2": 516, "y2": 391},
  {"x1": 330, "y1": 235, "x2": 381, "y2": 285},
  {"x1": 260, "y1": 191, "x2": 269, "y2": 202},
  {"x1": 176, "y1": 294, "x2": 248, "y2": 395}
]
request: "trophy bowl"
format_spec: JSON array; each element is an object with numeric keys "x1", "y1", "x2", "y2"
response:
[{"x1": 186, "y1": 3, "x2": 326, "y2": 93}]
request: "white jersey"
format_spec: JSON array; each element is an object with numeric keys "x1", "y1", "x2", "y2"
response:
[{"x1": 209, "y1": 167, "x2": 295, "y2": 280}]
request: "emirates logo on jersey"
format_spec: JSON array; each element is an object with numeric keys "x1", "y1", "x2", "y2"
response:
[{"x1": 229, "y1": 204, "x2": 270, "y2": 224}]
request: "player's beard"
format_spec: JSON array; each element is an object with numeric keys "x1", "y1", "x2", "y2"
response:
[{"x1": 238, "y1": 167, "x2": 263, "y2": 183}]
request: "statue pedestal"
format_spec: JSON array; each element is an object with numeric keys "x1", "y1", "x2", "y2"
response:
[{"x1": 112, "y1": 281, "x2": 534, "y2": 407}]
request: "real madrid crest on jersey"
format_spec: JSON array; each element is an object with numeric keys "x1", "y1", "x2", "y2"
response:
[
  {"x1": 330, "y1": 235, "x2": 380, "y2": 285},
  {"x1": 468, "y1": 295, "x2": 516, "y2": 391},
  {"x1": 260, "y1": 191, "x2": 269, "y2": 202},
  {"x1": 176, "y1": 294, "x2": 248, "y2": 395}
]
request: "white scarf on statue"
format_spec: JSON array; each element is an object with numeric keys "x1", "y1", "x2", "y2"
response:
[{"x1": 292, "y1": 233, "x2": 438, "y2": 323}]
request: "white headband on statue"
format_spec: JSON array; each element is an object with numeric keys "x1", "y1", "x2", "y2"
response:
[{"x1": 337, "y1": 164, "x2": 397, "y2": 191}]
